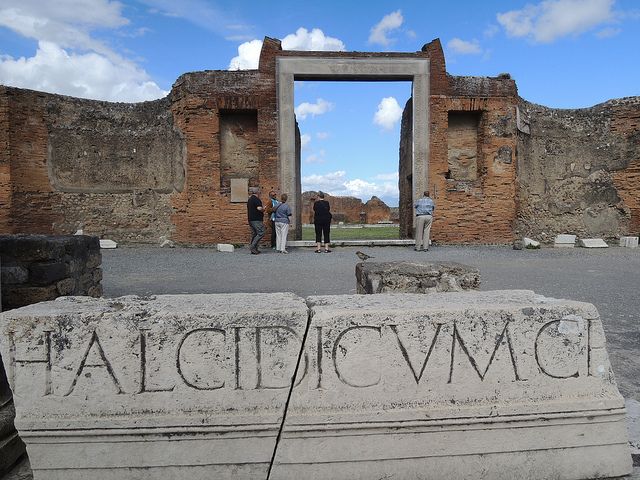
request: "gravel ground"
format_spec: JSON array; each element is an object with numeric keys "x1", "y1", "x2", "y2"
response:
[{"x1": 5, "y1": 244, "x2": 639, "y2": 479}]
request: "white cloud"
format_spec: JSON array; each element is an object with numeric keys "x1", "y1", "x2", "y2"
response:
[
  {"x1": 0, "y1": 41, "x2": 168, "y2": 102},
  {"x1": 447, "y1": 38, "x2": 483, "y2": 55},
  {"x1": 229, "y1": 27, "x2": 345, "y2": 70},
  {"x1": 374, "y1": 172, "x2": 399, "y2": 181},
  {"x1": 596, "y1": 27, "x2": 621, "y2": 38},
  {"x1": 140, "y1": 0, "x2": 252, "y2": 39},
  {"x1": 281, "y1": 27, "x2": 346, "y2": 51},
  {"x1": 228, "y1": 39, "x2": 262, "y2": 70},
  {"x1": 0, "y1": 0, "x2": 167, "y2": 101},
  {"x1": 302, "y1": 170, "x2": 399, "y2": 202},
  {"x1": 295, "y1": 98, "x2": 334, "y2": 120},
  {"x1": 300, "y1": 133, "x2": 311, "y2": 149},
  {"x1": 497, "y1": 0, "x2": 615, "y2": 43},
  {"x1": 373, "y1": 97, "x2": 403, "y2": 131},
  {"x1": 369, "y1": 10, "x2": 403, "y2": 47},
  {"x1": 316, "y1": 132, "x2": 329, "y2": 140}
]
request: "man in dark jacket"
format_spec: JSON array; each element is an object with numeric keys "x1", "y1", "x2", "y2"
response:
[{"x1": 247, "y1": 186, "x2": 265, "y2": 254}]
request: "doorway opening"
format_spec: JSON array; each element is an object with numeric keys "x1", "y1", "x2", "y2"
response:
[
  {"x1": 295, "y1": 80, "x2": 411, "y2": 241},
  {"x1": 276, "y1": 55, "x2": 430, "y2": 241}
]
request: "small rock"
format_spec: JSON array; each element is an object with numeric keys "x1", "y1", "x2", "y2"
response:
[
  {"x1": 513, "y1": 240, "x2": 524, "y2": 250},
  {"x1": 159, "y1": 236, "x2": 175, "y2": 248},
  {"x1": 523, "y1": 237, "x2": 540, "y2": 249}
]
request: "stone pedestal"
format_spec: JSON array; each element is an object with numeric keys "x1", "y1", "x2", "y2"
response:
[
  {"x1": 271, "y1": 291, "x2": 632, "y2": 480},
  {"x1": 356, "y1": 261, "x2": 480, "y2": 294}
]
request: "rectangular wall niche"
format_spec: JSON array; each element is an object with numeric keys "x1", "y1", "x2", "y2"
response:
[
  {"x1": 447, "y1": 111, "x2": 482, "y2": 181},
  {"x1": 219, "y1": 110, "x2": 258, "y2": 191}
]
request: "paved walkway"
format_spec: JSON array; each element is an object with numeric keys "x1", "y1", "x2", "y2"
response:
[{"x1": 5, "y1": 244, "x2": 640, "y2": 479}]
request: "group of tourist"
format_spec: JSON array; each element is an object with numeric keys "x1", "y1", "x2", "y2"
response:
[
  {"x1": 246, "y1": 188, "x2": 332, "y2": 255},
  {"x1": 247, "y1": 187, "x2": 435, "y2": 254}
]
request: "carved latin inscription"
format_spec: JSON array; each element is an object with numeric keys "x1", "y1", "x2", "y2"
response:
[{"x1": 6, "y1": 316, "x2": 594, "y2": 398}]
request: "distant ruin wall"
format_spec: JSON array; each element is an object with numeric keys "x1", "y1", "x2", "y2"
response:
[
  {"x1": 515, "y1": 97, "x2": 640, "y2": 241},
  {"x1": 301, "y1": 191, "x2": 392, "y2": 224}
]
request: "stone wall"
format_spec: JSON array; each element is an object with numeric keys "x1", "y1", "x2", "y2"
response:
[
  {"x1": 516, "y1": 97, "x2": 640, "y2": 241},
  {"x1": 0, "y1": 235, "x2": 102, "y2": 311},
  {"x1": 0, "y1": 87, "x2": 184, "y2": 243}
]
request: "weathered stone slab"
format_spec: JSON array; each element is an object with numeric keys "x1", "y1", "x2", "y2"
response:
[
  {"x1": 0, "y1": 293, "x2": 308, "y2": 480},
  {"x1": 620, "y1": 236, "x2": 639, "y2": 248},
  {"x1": 523, "y1": 237, "x2": 540, "y2": 248},
  {"x1": 356, "y1": 261, "x2": 480, "y2": 294},
  {"x1": 578, "y1": 238, "x2": 608, "y2": 248},
  {"x1": 216, "y1": 243, "x2": 235, "y2": 253},
  {"x1": 271, "y1": 291, "x2": 631, "y2": 480},
  {"x1": 99, "y1": 239, "x2": 118, "y2": 249},
  {"x1": 554, "y1": 234, "x2": 576, "y2": 247}
]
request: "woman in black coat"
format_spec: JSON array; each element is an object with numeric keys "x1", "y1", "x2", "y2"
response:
[{"x1": 313, "y1": 191, "x2": 332, "y2": 253}]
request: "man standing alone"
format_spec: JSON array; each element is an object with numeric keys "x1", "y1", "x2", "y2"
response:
[
  {"x1": 414, "y1": 190, "x2": 435, "y2": 251},
  {"x1": 264, "y1": 190, "x2": 280, "y2": 249},
  {"x1": 247, "y1": 187, "x2": 265, "y2": 254}
]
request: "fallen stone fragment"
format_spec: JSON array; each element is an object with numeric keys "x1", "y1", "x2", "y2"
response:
[
  {"x1": 99, "y1": 239, "x2": 117, "y2": 249},
  {"x1": 620, "y1": 236, "x2": 639, "y2": 248},
  {"x1": 523, "y1": 237, "x2": 540, "y2": 248},
  {"x1": 578, "y1": 238, "x2": 608, "y2": 248},
  {"x1": 512, "y1": 239, "x2": 524, "y2": 250},
  {"x1": 216, "y1": 243, "x2": 234, "y2": 253},
  {"x1": 554, "y1": 234, "x2": 576, "y2": 247},
  {"x1": 356, "y1": 261, "x2": 480, "y2": 294},
  {"x1": 158, "y1": 235, "x2": 175, "y2": 248}
]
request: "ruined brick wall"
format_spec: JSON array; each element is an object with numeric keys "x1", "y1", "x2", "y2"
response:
[
  {"x1": 0, "y1": 88, "x2": 10, "y2": 234},
  {"x1": 301, "y1": 191, "x2": 392, "y2": 224},
  {"x1": 516, "y1": 97, "x2": 640, "y2": 241},
  {"x1": 1, "y1": 87, "x2": 184, "y2": 243},
  {"x1": 401, "y1": 72, "x2": 519, "y2": 243}
]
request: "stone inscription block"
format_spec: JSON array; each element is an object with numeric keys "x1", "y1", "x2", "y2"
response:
[
  {"x1": 0, "y1": 293, "x2": 308, "y2": 479},
  {"x1": 271, "y1": 290, "x2": 631, "y2": 480}
]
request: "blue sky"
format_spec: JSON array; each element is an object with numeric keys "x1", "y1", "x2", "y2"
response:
[{"x1": 1, "y1": 0, "x2": 638, "y2": 206}]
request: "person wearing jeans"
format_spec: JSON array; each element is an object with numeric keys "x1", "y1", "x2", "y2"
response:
[{"x1": 247, "y1": 186, "x2": 265, "y2": 254}]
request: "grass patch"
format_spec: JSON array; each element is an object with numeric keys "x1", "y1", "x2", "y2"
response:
[{"x1": 302, "y1": 225, "x2": 399, "y2": 240}]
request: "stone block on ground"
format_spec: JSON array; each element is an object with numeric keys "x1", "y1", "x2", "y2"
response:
[
  {"x1": 523, "y1": 237, "x2": 540, "y2": 248},
  {"x1": 554, "y1": 234, "x2": 576, "y2": 247},
  {"x1": 0, "y1": 293, "x2": 308, "y2": 480},
  {"x1": 620, "y1": 236, "x2": 639, "y2": 248},
  {"x1": 356, "y1": 261, "x2": 480, "y2": 294},
  {"x1": 578, "y1": 238, "x2": 609, "y2": 248},
  {"x1": 99, "y1": 239, "x2": 117, "y2": 249},
  {"x1": 216, "y1": 243, "x2": 235, "y2": 253},
  {"x1": 271, "y1": 291, "x2": 632, "y2": 480}
]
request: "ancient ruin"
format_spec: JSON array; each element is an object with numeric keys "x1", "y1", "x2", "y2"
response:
[
  {"x1": 0, "y1": 291, "x2": 631, "y2": 479},
  {"x1": 0, "y1": 37, "x2": 637, "y2": 245}
]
